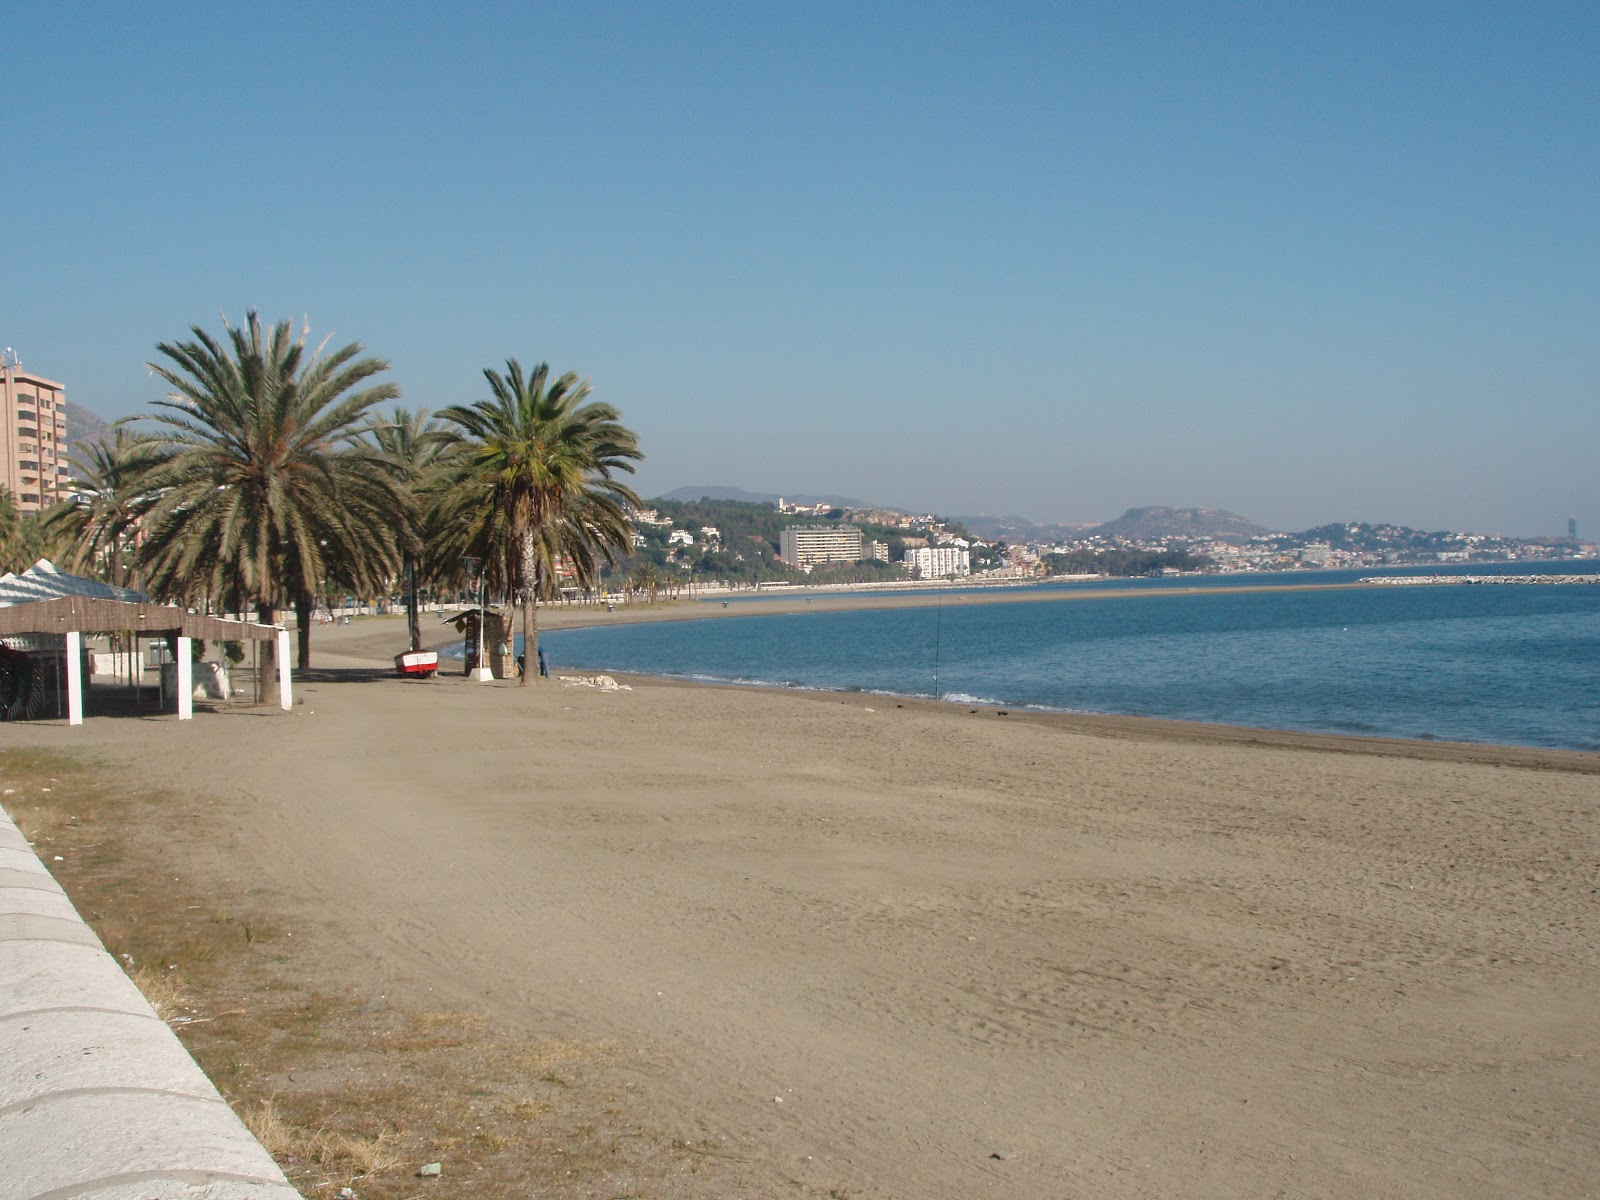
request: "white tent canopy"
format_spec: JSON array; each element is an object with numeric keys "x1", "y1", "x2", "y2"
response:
[{"x1": 0, "y1": 559, "x2": 149, "y2": 607}]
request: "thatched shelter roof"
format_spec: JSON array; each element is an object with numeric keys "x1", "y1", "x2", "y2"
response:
[
  {"x1": 0, "y1": 560, "x2": 280, "y2": 643},
  {"x1": 0, "y1": 595, "x2": 279, "y2": 642}
]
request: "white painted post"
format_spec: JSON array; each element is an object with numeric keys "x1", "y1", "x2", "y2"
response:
[
  {"x1": 277, "y1": 629, "x2": 292, "y2": 710},
  {"x1": 65, "y1": 631, "x2": 83, "y2": 726},
  {"x1": 176, "y1": 637, "x2": 193, "y2": 721}
]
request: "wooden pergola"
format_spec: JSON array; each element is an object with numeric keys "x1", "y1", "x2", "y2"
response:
[{"x1": 0, "y1": 596, "x2": 289, "y2": 724}]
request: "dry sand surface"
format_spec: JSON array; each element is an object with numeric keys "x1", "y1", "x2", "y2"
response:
[{"x1": 9, "y1": 607, "x2": 1600, "y2": 1198}]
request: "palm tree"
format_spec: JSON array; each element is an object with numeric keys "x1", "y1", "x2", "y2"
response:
[
  {"x1": 629, "y1": 560, "x2": 662, "y2": 603},
  {"x1": 364, "y1": 406, "x2": 450, "y2": 652},
  {"x1": 134, "y1": 311, "x2": 405, "y2": 668},
  {"x1": 435, "y1": 359, "x2": 642, "y2": 684},
  {"x1": 0, "y1": 485, "x2": 36, "y2": 574},
  {"x1": 38, "y1": 431, "x2": 160, "y2": 588}
]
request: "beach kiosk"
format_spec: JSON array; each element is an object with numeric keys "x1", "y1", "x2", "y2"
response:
[{"x1": 444, "y1": 607, "x2": 516, "y2": 680}]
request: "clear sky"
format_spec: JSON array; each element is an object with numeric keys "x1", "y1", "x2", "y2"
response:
[{"x1": 5, "y1": 2, "x2": 1596, "y2": 536}]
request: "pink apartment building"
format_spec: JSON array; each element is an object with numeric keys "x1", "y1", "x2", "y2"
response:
[{"x1": 1, "y1": 353, "x2": 70, "y2": 512}]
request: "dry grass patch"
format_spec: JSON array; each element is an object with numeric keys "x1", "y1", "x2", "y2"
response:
[
  {"x1": 240, "y1": 1099, "x2": 406, "y2": 1189},
  {"x1": 371, "y1": 1007, "x2": 488, "y2": 1052},
  {"x1": 515, "y1": 1036, "x2": 623, "y2": 1075},
  {"x1": 11, "y1": 802, "x2": 74, "y2": 846},
  {"x1": 129, "y1": 964, "x2": 194, "y2": 1020}
]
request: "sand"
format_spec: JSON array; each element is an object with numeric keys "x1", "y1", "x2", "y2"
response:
[{"x1": 8, "y1": 598, "x2": 1599, "y2": 1198}]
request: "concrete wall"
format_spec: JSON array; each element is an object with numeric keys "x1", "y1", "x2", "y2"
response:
[{"x1": 1, "y1": 803, "x2": 301, "y2": 1200}]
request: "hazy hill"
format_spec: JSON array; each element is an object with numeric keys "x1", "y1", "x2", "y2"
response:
[
  {"x1": 64, "y1": 401, "x2": 112, "y2": 462},
  {"x1": 954, "y1": 514, "x2": 1098, "y2": 544},
  {"x1": 660, "y1": 484, "x2": 868, "y2": 509},
  {"x1": 1089, "y1": 506, "x2": 1274, "y2": 542}
]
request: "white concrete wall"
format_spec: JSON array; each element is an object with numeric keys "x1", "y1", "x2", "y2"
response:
[
  {"x1": 91, "y1": 652, "x2": 141, "y2": 678},
  {"x1": 0, "y1": 804, "x2": 301, "y2": 1200}
]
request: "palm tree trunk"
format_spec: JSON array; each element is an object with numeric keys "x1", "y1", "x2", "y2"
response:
[
  {"x1": 405, "y1": 558, "x2": 422, "y2": 653},
  {"x1": 257, "y1": 601, "x2": 278, "y2": 696},
  {"x1": 519, "y1": 527, "x2": 538, "y2": 686},
  {"x1": 295, "y1": 592, "x2": 314, "y2": 670}
]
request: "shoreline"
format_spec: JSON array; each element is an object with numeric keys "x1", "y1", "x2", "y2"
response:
[
  {"x1": 331, "y1": 599, "x2": 1600, "y2": 771},
  {"x1": 613, "y1": 670, "x2": 1600, "y2": 775}
]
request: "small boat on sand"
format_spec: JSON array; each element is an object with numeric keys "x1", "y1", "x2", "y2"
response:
[{"x1": 394, "y1": 650, "x2": 438, "y2": 678}]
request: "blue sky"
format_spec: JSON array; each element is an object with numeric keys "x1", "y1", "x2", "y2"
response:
[{"x1": 5, "y1": 2, "x2": 1596, "y2": 536}]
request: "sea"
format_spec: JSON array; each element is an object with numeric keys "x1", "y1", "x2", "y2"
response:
[{"x1": 534, "y1": 562, "x2": 1600, "y2": 752}]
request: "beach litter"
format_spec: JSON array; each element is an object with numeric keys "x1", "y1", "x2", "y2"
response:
[
  {"x1": 557, "y1": 674, "x2": 631, "y2": 691},
  {"x1": 417, "y1": 1161, "x2": 443, "y2": 1178}
]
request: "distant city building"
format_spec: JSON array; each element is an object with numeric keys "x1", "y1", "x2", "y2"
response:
[
  {"x1": 903, "y1": 545, "x2": 971, "y2": 579},
  {"x1": 1300, "y1": 542, "x2": 1332, "y2": 566},
  {"x1": 1, "y1": 353, "x2": 69, "y2": 513},
  {"x1": 865, "y1": 540, "x2": 890, "y2": 562},
  {"x1": 779, "y1": 524, "x2": 863, "y2": 569},
  {"x1": 1570, "y1": 515, "x2": 1578, "y2": 540},
  {"x1": 777, "y1": 498, "x2": 835, "y2": 517}
]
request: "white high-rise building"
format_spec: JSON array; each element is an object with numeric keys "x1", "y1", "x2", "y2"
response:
[
  {"x1": 779, "y1": 524, "x2": 863, "y2": 569},
  {"x1": 903, "y1": 545, "x2": 970, "y2": 579}
]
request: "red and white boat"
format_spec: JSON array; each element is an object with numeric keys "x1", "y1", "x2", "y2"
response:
[{"x1": 394, "y1": 650, "x2": 439, "y2": 678}]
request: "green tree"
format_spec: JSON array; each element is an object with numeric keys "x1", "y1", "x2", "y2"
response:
[
  {"x1": 629, "y1": 560, "x2": 662, "y2": 602},
  {"x1": 134, "y1": 312, "x2": 405, "y2": 669},
  {"x1": 0, "y1": 486, "x2": 46, "y2": 574},
  {"x1": 39, "y1": 431, "x2": 160, "y2": 588},
  {"x1": 365, "y1": 406, "x2": 450, "y2": 652},
  {"x1": 435, "y1": 359, "x2": 642, "y2": 684}
]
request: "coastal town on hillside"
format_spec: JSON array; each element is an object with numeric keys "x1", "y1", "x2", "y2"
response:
[
  {"x1": 624, "y1": 494, "x2": 1598, "y2": 588},
  {"x1": 1, "y1": 355, "x2": 1593, "y2": 596}
]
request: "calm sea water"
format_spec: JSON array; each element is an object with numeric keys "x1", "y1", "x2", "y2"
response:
[{"x1": 540, "y1": 567, "x2": 1600, "y2": 751}]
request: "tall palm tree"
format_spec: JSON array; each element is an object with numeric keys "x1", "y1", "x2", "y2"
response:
[
  {"x1": 364, "y1": 405, "x2": 450, "y2": 652},
  {"x1": 38, "y1": 430, "x2": 161, "y2": 588},
  {"x1": 134, "y1": 311, "x2": 405, "y2": 668},
  {"x1": 435, "y1": 359, "x2": 642, "y2": 684}
]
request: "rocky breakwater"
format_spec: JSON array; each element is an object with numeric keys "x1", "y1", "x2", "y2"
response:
[{"x1": 1362, "y1": 573, "x2": 1600, "y2": 586}]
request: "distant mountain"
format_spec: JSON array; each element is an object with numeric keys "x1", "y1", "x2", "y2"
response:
[
  {"x1": 953, "y1": 514, "x2": 1098, "y2": 544},
  {"x1": 1089, "y1": 506, "x2": 1274, "y2": 542},
  {"x1": 64, "y1": 401, "x2": 112, "y2": 462},
  {"x1": 658, "y1": 485, "x2": 869, "y2": 509}
]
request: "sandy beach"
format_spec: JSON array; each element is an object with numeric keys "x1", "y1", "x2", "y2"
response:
[{"x1": 8, "y1": 600, "x2": 1599, "y2": 1198}]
